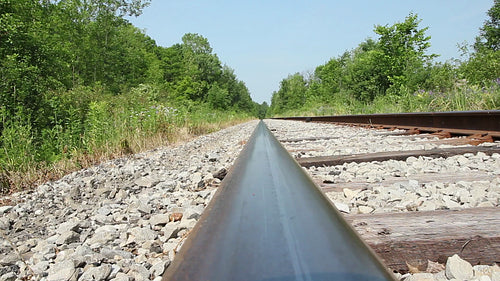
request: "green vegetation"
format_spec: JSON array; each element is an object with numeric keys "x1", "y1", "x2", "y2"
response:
[
  {"x1": 2, "y1": 0, "x2": 498, "y2": 192},
  {"x1": 0, "y1": 0, "x2": 262, "y2": 192},
  {"x1": 269, "y1": 2, "x2": 500, "y2": 116}
]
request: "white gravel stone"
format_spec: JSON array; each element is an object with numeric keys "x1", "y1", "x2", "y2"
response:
[
  {"x1": 475, "y1": 265, "x2": 493, "y2": 278},
  {"x1": 0, "y1": 206, "x2": 13, "y2": 215},
  {"x1": 358, "y1": 206, "x2": 374, "y2": 214},
  {"x1": 47, "y1": 260, "x2": 77, "y2": 281},
  {"x1": 79, "y1": 264, "x2": 112, "y2": 280},
  {"x1": 150, "y1": 260, "x2": 169, "y2": 277},
  {"x1": 149, "y1": 214, "x2": 170, "y2": 226},
  {"x1": 343, "y1": 188, "x2": 360, "y2": 200},
  {"x1": 112, "y1": 272, "x2": 132, "y2": 281},
  {"x1": 492, "y1": 266, "x2": 500, "y2": 281},
  {"x1": 56, "y1": 219, "x2": 81, "y2": 234},
  {"x1": 134, "y1": 176, "x2": 159, "y2": 188},
  {"x1": 445, "y1": 254, "x2": 473, "y2": 280},
  {"x1": 127, "y1": 227, "x2": 157, "y2": 244},
  {"x1": 480, "y1": 276, "x2": 493, "y2": 281},
  {"x1": 56, "y1": 230, "x2": 80, "y2": 245},
  {"x1": 0, "y1": 272, "x2": 16, "y2": 281},
  {"x1": 333, "y1": 202, "x2": 350, "y2": 213},
  {"x1": 403, "y1": 272, "x2": 435, "y2": 281}
]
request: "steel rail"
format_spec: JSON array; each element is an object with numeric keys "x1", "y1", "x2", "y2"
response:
[
  {"x1": 274, "y1": 110, "x2": 500, "y2": 138},
  {"x1": 163, "y1": 121, "x2": 396, "y2": 281}
]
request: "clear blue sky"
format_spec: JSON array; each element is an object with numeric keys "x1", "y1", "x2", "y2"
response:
[{"x1": 127, "y1": 0, "x2": 493, "y2": 104}]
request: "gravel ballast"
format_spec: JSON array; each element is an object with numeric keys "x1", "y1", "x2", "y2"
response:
[
  {"x1": 265, "y1": 119, "x2": 499, "y2": 281},
  {"x1": 1, "y1": 119, "x2": 498, "y2": 281},
  {"x1": 0, "y1": 120, "x2": 257, "y2": 280}
]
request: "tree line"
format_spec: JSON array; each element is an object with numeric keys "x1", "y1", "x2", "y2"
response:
[
  {"x1": 0, "y1": 0, "x2": 264, "y2": 187},
  {"x1": 269, "y1": 1, "x2": 500, "y2": 115}
]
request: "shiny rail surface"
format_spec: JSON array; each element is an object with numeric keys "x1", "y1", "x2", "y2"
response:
[
  {"x1": 163, "y1": 121, "x2": 396, "y2": 281},
  {"x1": 274, "y1": 110, "x2": 500, "y2": 138}
]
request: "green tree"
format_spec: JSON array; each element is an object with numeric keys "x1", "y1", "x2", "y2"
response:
[
  {"x1": 462, "y1": 1, "x2": 500, "y2": 85},
  {"x1": 341, "y1": 39, "x2": 385, "y2": 101},
  {"x1": 269, "y1": 73, "x2": 308, "y2": 114},
  {"x1": 180, "y1": 33, "x2": 222, "y2": 100},
  {"x1": 206, "y1": 83, "x2": 229, "y2": 110},
  {"x1": 257, "y1": 102, "x2": 269, "y2": 119},
  {"x1": 374, "y1": 13, "x2": 434, "y2": 95},
  {"x1": 475, "y1": 0, "x2": 499, "y2": 51}
]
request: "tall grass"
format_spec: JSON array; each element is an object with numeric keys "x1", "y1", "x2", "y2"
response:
[{"x1": 0, "y1": 85, "x2": 254, "y2": 193}]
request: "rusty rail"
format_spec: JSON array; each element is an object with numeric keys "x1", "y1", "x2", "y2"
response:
[
  {"x1": 274, "y1": 110, "x2": 500, "y2": 138},
  {"x1": 163, "y1": 121, "x2": 396, "y2": 281}
]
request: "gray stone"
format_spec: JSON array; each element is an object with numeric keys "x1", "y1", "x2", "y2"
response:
[
  {"x1": 0, "y1": 206, "x2": 13, "y2": 215},
  {"x1": 79, "y1": 264, "x2": 112, "y2": 280},
  {"x1": 108, "y1": 264, "x2": 121, "y2": 279},
  {"x1": 156, "y1": 180, "x2": 176, "y2": 192},
  {"x1": 179, "y1": 218, "x2": 197, "y2": 229},
  {"x1": 143, "y1": 240, "x2": 163, "y2": 253},
  {"x1": 87, "y1": 226, "x2": 118, "y2": 245},
  {"x1": 207, "y1": 153, "x2": 219, "y2": 162},
  {"x1": 47, "y1": 260, "x2": 77, "y2": 281},
  {"x1": 135, "y1": 176, "x2": 159, "y2": 188},
  {"x1": 56, "y1": 230, "x2": 80, "y2": 245},
  {"x1": 32, "y1": 240, "x2": 56, "y2": 256},
  {"x1": 149, "y1": 214, "x2": 170, "y2": 226},
  {"x1": 129, "y1": 264, "x2": 151, "y2": 281},
  {"x1": 31, "y1": 260, "x2": 50, "y2": 275},
  {"x1": 54, "y1": 249, "x2": 76, "y2": 263},
  {"x1": 93, "y1": 213, "x2": 114, "y2": 224},
  {"x1": 127, "y1": 227, "x2": 157, "y2": 244},
  {"x1": 114, "y1": 189, "x2": 128, "y2": 201},
  {"x1": 111, "y1": 273, "x2": 132, "y2": 281},
  {"x1": 150, "y1": 260, "x2": 169, "y2": 277},
  {"x1": 95, "y1": 187, "x2": 112, "y2": 198},
  {"x1": 445, "y1": 254, "x2": 473, "y2": 280},
  {"x1": 190, "y1": 172, "x2": 203, "y2": 183},
  {"x1": 213, "y1": 168, "x2": 227, "y2": 180},
  {"x1": 182, "y1": 208, "x2": 202, "y2": 220},
  {"x1": 161, "y1": 224, "x2": 185, "y2": 240},
  {"x1": 100, "y1": 248, "x2": 134, "y2": 260},
  {"x1": 0, "y1": 217, "x2": 10, "y2": 230},
  {"x1": 0, "y1": 272, "x2": 16, "y2": 281},
  {"x1": 433, "y1": 270, "x2": 446, "y2": 280},
  {"x1": 56, "y1": 219, "x2": 81, "y2": 234},
  {"x1": 0, "y1": 254, "x2": 18, "y2": 266},
  {"x1": 137, "y1": 200, "x2": 152, "y2": 214},
  {"x1": 73, "y1": 245, "x2": 94, "y2": 257},
  {"x1": 97, "y1": 207, "x2": 112, "y2": 216}
]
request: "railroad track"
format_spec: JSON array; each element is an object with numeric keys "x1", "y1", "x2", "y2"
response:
[
  {"x1": 275, "y1": 110, "x2": 500, "y2": 138},
  {"x1": 164, "y1": 111, "x2": 500, "y2": 281}
]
